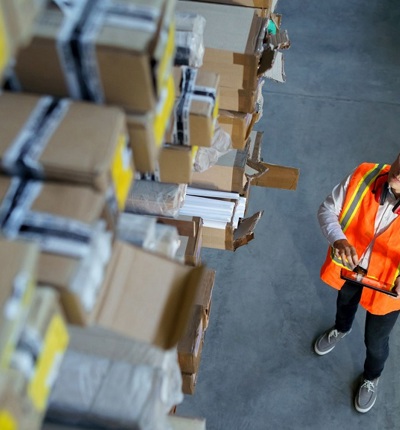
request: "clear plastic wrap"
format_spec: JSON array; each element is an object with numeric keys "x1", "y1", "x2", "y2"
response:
[
  {"x1": 193, "y1": 123, "x2": 232, "y2": 172},
  {"x1": 46, "y1": 325, "x2": 185, "y2": 430},
  {"x1": 145, "y1": 223, "x2": 181, "y2": 259},
  {"x1": 174, "y1": 12, "x2": 206, "y2": 68},
  {"x1": 124, "y1": 180, "x2": 187, "y2": 218},
  {"x1": 117, "y1": 212, "x2": 157, "y2": 248}
]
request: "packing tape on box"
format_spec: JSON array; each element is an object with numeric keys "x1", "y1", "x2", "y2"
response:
[
  {"x1": 2, "y1": 97, "x2": 70, "y2": 176},
  {"x1": 1, "y1": 271, "x2": 36, "y2": 369},
  {"x1": 12, "y1": 313, "x2": 69, "y2": 412},
  {"x1": 56, "y1": 0, "x2": 160, "y2": 103},
  {"x1": 57, "y1": 0, "x2": 91, "y2": 99},
  {"x1": 0, "y1": 6, "x2": 10, "y2": 74},
  {"x1": 174, "y1": 66, "x2": 217, "y2": 146},
  {"x1": 0, "y1": 177, "x2": 101, "y2": 259}
]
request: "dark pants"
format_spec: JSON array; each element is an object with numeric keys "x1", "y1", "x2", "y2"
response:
[{"x1": 335, "y1": 280, "x2": 399, "y2": 380}]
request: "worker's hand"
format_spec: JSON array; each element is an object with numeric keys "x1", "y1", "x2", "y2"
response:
[
  {"x1": 393, "y1": 277, "x2": 400, "y2": 298},
  {"x1": 333, "y1": 239, "x2": 359, "y2": 269}
]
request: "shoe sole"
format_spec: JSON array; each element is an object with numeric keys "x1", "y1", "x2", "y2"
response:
[
  {"x1": 354, "y1": 396, "x2": 376, "y2": 413},
  {"x1": 314, "y1": 343, "x2": 335, "y2": 355},
  {"x1": 313, "y1": 329, "x2": 352, "y2": 356}
]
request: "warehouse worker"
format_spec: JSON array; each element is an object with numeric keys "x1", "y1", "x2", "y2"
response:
[{"x1": 314, "y1": 152, "x2": 400, "y2": 413}]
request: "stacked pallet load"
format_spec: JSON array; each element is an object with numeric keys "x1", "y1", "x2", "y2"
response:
[
  {"x1": 0, "y1": 0, "x2": 300, "y2": 427},
  {"x1": 0, "y1": 239, "x2": 69, "y2": 430},
  {"x1": 170, "y1": 0, "x2": 298, "y2": 251},
  {"x1": 0, "y1": 0, "x2": 208, "y2": 428}
]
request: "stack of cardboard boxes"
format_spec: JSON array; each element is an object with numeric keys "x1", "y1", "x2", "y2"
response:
[
  {"x1": 0, "y1": 0, "x2": 299, "y2": 427},
  {"x1": 0, "y1": 239, "x2": 69, "y2": 430}
]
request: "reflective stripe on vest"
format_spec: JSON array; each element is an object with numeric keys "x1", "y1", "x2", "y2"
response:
[{"x1": 331, "y1": 163, "x2": 386, "y2": 267}]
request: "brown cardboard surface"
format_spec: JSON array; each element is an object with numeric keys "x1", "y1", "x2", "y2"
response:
[
  {"x1": 191, "y1": 148, "x2": 248, "y2": 193},
  {"x1": 0, "y1": 92, "x2": 132, "y2": 198},
  {"x1": 201, "y1": 210, "x2": 263, "y2": 251},
  {"x1": 0, "y1": 176, "x2": 113, "y2": 325},
  {"x1": 218, "y1": 110, "x2": 254, "y2": 149},
  {"x1": 177, "y1": 305, "x2": 204, "y2": 373},
  {"x1": 175, "y1": 1, "x2": 268, "y2": 90},
  {"x1": 201, "y1": 223, "x2": 232, "y2": 250},
  {"x1": 181, "y1": 371, "x2": 198, "y2": 395},
  {"x1": 219, "y1": 85, "x2": 258, "y2": 113},
  {"x1": 14, "y1": 0, "x2": 175, "y2": 112},
  {"x1": 194, "y1": 268, "x2": 215, "y2": 330},
  {"x1": 249, "y1": 162, "x2": 300, "y2": 190},
  {"x1": 126, "y1": 74, "x2": 175, "y2": 173},
  {"x1": 158, "y1": 145, "x2": 194, "y2": 184},
  {"x1": 91, "y1": 240, "x2": 205, "y2": 349}
]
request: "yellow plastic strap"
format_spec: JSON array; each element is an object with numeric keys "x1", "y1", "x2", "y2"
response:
[
  {"x1": 0, "y1": 411, "x2": 17, "y2": 430},
  {"x1": 28, "y1": 314, "x2": 69, "y2": 411},
  {"x1": 0, "y1": 7, "x2": 10, "y2": 74},
  {"x1": 154, "y1": 74, "x2": 175, "y2": 147},
  {"x1": 111, "y1": 133, "x2": 134, "y2": 210},
  {"x1": 156, "y1": 20, "x2": 176, "y2": 93}
]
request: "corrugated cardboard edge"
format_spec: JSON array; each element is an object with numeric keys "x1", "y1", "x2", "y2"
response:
[{"x1": 233, "y1": 210, "x2": 263, "y2": 250}]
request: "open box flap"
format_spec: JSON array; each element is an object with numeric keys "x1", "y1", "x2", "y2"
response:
[
  {"x1": 233, "y1": 211, "x2": 263, "y2": 250},
  {"x1": 93, "y1": 241, "x2": 205, "y2": 349},
  {"x1": 247, "y1": 160, "x2": 299, "y2": 190}
]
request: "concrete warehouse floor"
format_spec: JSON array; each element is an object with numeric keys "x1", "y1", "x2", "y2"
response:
[{"x1": 177, "y1": 0, "x2": 400, "y2": 429}]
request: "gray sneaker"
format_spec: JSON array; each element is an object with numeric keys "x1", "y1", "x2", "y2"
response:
[
  {"x1": 314, "y1": 327, "x2": 351, "y2": 355},
  {"x1": 355, "y1": 377, "x2": 379, "y2": 413}
]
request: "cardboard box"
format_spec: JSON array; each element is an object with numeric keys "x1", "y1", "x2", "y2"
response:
[
  {"x1": 182, "y1": 371, "x2": 198, "y2": 395},
  {"x1": 200, "y1": 131, "x2": 300, "y2": 250},
  {"x1": 194, "y1": 268, "x2": 215, "y2": 330},
  {"x1": 157, "y1": 216, "x2": 203, "y2": 266},
  {"x1": 201, "y1": 210, "x2": 263, "y2": 250},
  {"x1": 158, "y1": 145, "x2": 195, "y2": 184},
  {"x1": 0, "y1": 238, "x2": 38, "y2": 369},
  {"x1": 0, "y1": 4, "x2": 16, "y2": 77},
  {"x1": 191, "y1": 148, "x2": 248, "y2": 193},
  {"x1": 89, "y1": 240, "x2": 205, "y2": 349},
  {"x1": 218, "y1": 109, "x2": 255, "y2": 149},
  {"x1": 13, "y1": 0, "x2": 176, "y2": 112},
  {"x1": 126, "y1": 74, "x2": 175, "y2": 173},
  {"x1": 178, "y1": 305, "x2": 204, "y2": 374},
  {"x1": 219, "y1": 78, "x2": 264, "y2": 113},
  {"x1": 0, "y1": 92, "x2": 133, "y2": 210},
  {"x1": 167, "y1": 66, "x2": 220, "y2": 147},
  {"x1": 0, "y1": 176, "x2": 114, "y2": 326},
  {"x1": 0, "y1": 0, "x2": 46, "y2": 48},
  {"x1": 175, "y1": 2, "x2": 272, "y2": 91},
  {"x1": 12, "y1": 287, "x2": 69, "y2": 413}
]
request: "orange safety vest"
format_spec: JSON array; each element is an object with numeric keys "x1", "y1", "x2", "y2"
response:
[{"x1": 320, "y1": 162, "x2": 400, "y2": 315}]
